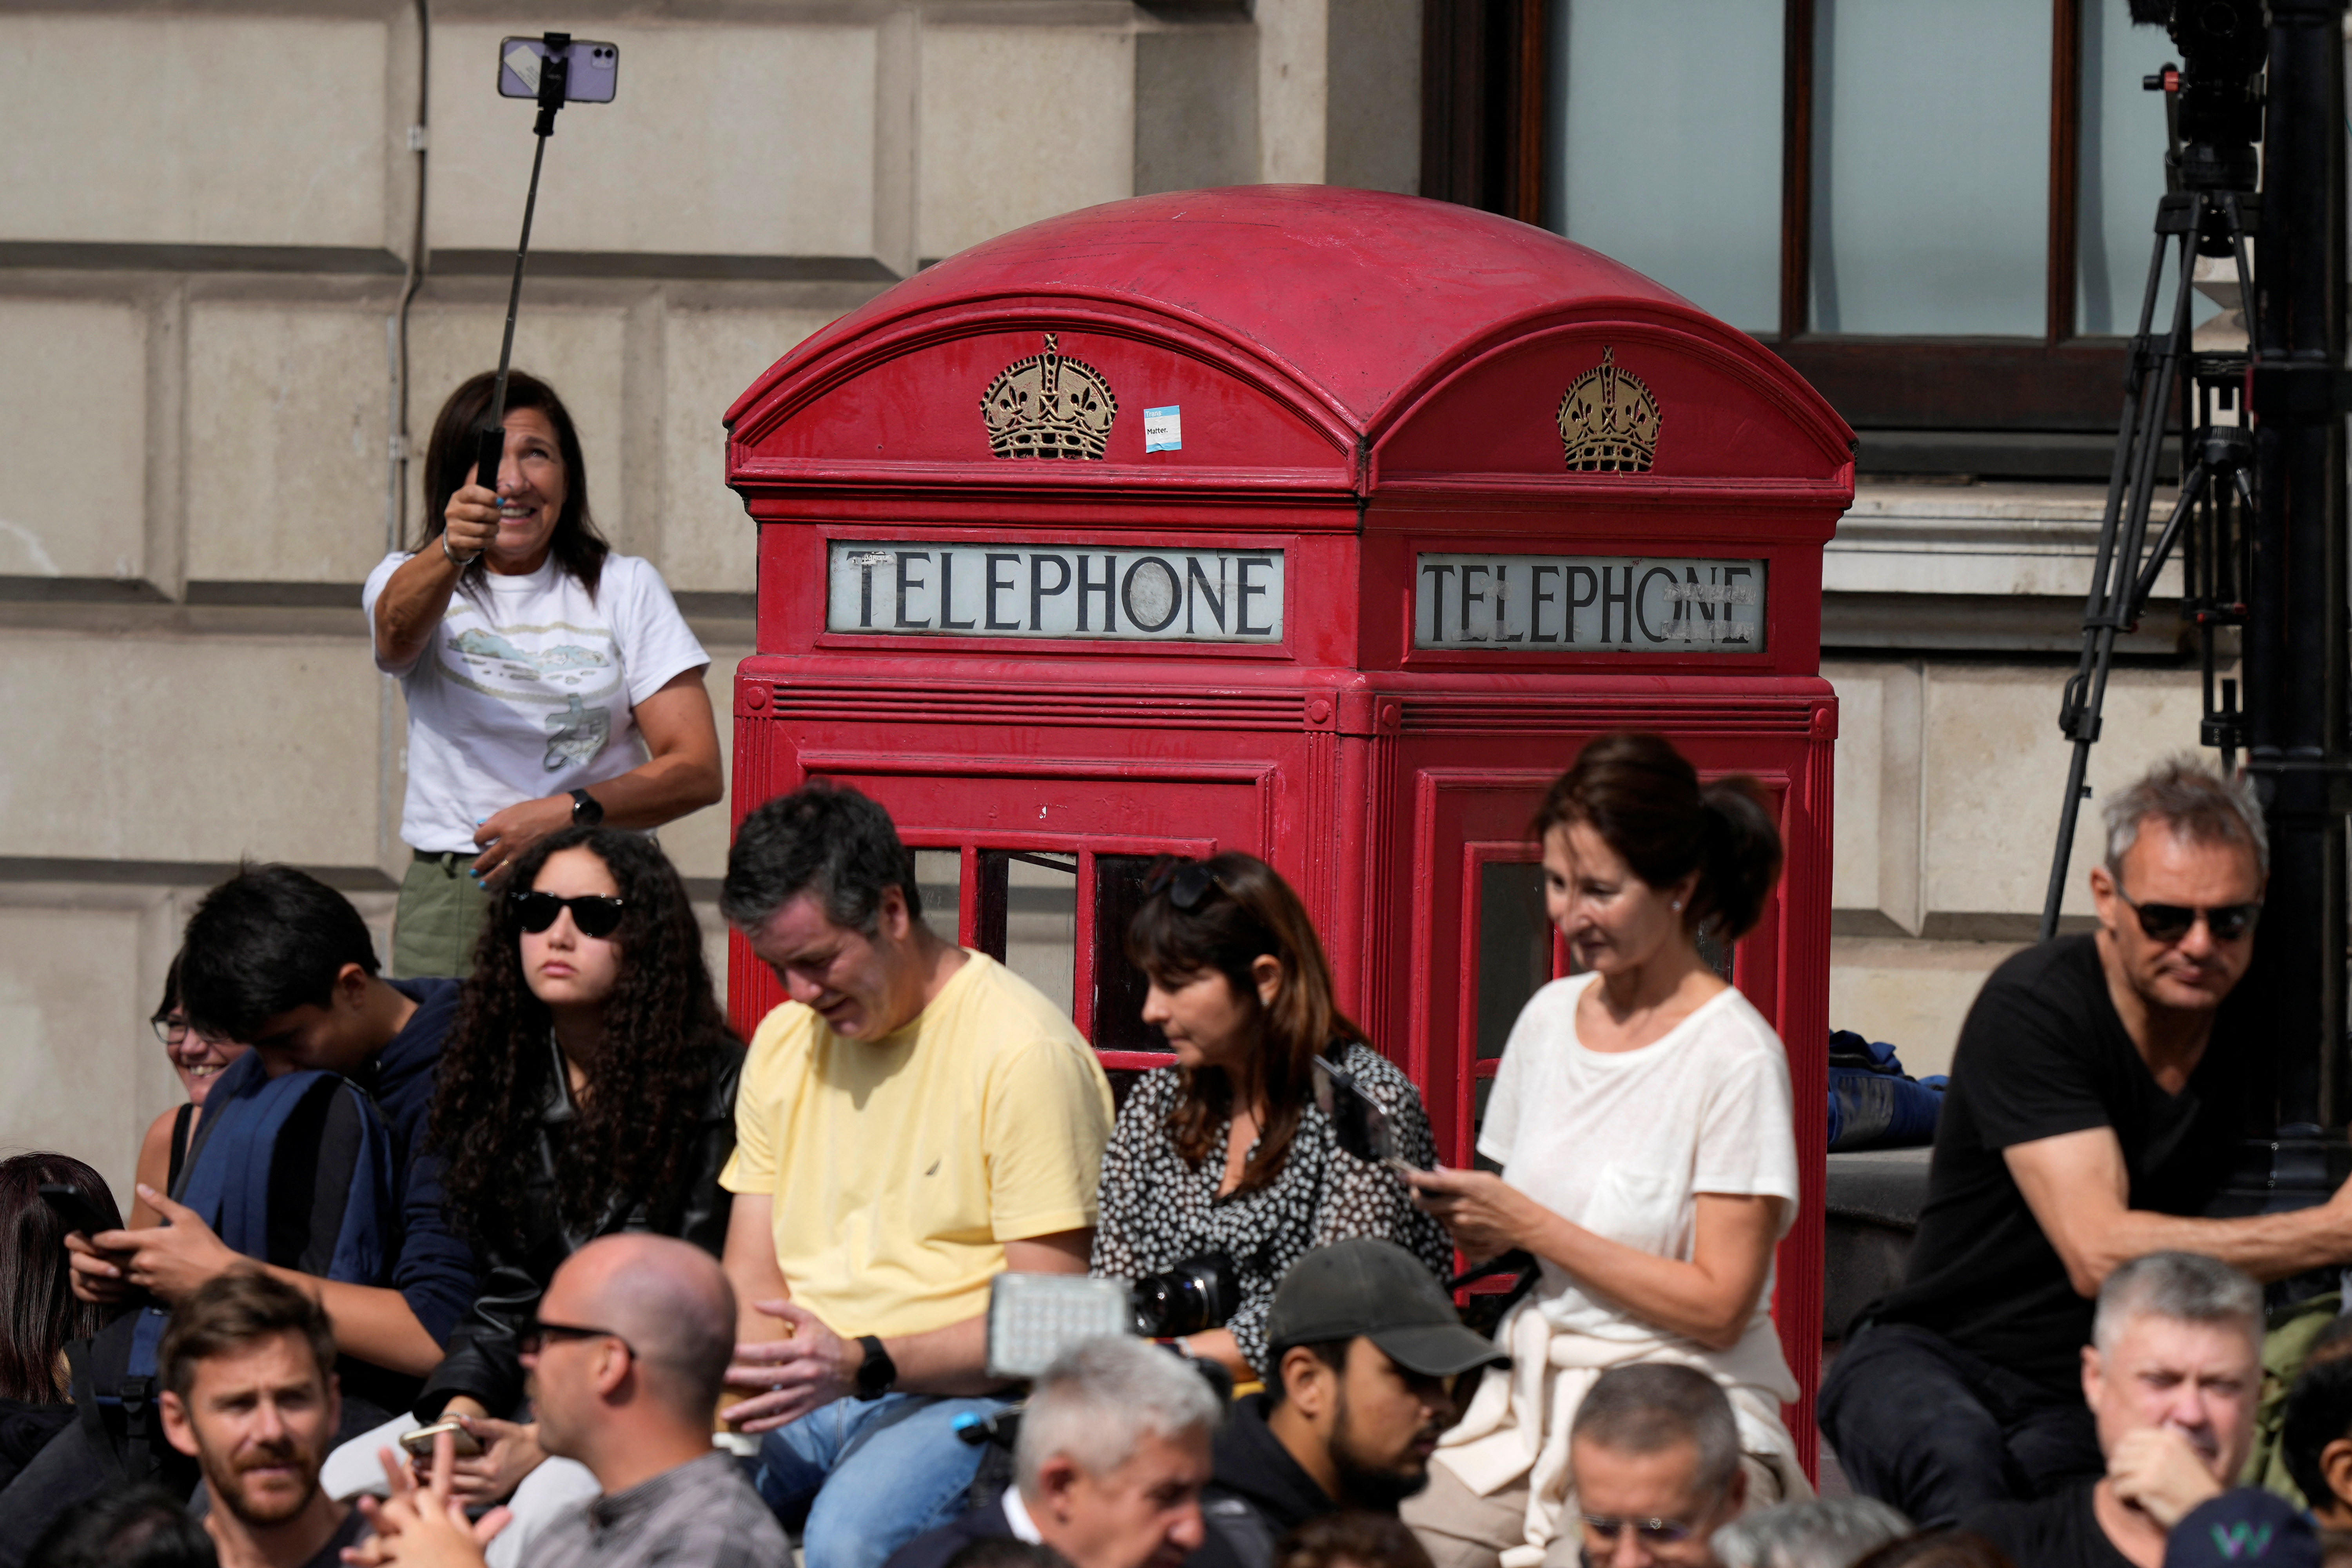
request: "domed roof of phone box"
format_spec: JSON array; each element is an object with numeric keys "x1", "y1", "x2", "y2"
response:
[{"x1": 726, "y1": 185, "x2": 1853, "y2": 490}]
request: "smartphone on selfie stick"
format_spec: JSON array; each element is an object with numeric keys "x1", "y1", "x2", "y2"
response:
[{"x1": 470, "y1": 33, "x2": 621, "y2": 495}]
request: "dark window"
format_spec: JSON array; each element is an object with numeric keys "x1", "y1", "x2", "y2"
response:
[{"x1": 1425, "y1": 0, "x2": 2216, "y2": 477}]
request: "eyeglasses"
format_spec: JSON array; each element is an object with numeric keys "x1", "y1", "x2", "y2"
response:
[
  {"x1": 1146, "y1": 860, "x2": 1228, "y2": 912},
  {"x1": 2114, "y1": 883, "x2": 2259, "y2": 945},
  {"x1": 1580, "y1": 1514, "x2": 1700, "y2": 1546},
  {"x1": 151, "y1": 1016, "x2": 229, "y2": 1048},
  {"x1": 512, "y1": 891, "x2": 626, "y2": 938},
  {"x1": 519, "y1": 1317, "x2": 635, "y2": 1358}
]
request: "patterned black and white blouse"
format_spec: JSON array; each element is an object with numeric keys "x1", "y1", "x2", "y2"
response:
[{"x1": 1089, "y1": 1040, "x2": 1454, "y2": 1374}]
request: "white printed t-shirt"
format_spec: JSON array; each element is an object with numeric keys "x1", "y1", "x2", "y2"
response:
[
  {"x1": 363, "y1": 551, "x2": 708, "y2": 854},
  {"x1": 1480, "y1": 971, "x2": 1801, "y2": 1344}
]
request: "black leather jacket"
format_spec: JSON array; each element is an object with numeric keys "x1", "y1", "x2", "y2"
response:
[{"x1": 413, "y1": 1037, "x2": 743, "y2": 1421}]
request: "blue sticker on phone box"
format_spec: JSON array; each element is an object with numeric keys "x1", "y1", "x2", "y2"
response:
[{"x1": 1143, "y1": 406, "x2": 1182, "y2": 453}]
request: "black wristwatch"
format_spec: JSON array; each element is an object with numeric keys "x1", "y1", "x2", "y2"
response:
[
  {"x1": 568, "y1": 788, "x2": 604, "y2": 826},
  {"x1": 852, "y1": 1335, "x2": 896, "y2": 1402}
]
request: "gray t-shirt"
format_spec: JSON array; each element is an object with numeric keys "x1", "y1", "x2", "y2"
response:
[{"x1": 532, "y1": 1452, "x2": 789, "y2": 1568}]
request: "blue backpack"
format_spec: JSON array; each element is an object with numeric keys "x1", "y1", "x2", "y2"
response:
[{"x1": 66, "y1": 1053, "x2": 396, "y2": 1485}]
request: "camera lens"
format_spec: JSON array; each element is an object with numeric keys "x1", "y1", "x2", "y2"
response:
[{"x1": 1129, "y1": 1254, "x2": 1240, "y2": 1338}]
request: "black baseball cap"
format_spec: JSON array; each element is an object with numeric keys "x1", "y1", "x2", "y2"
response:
[{"x1": 1265, "y1": 1238, "x2": 1510, "y2": 1378}]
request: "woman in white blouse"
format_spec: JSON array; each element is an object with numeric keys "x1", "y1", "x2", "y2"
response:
[{"x1": 1404, "y1": 731, "x2": 1810, "y2": 1568}]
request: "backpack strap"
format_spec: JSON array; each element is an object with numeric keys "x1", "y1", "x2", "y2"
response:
[
  {"x1": 63, "y1": 1335, "x2": 128, "y2": 1486},
  {"x1": 322, "y1": 1078, "x2": 397, "y2": 1285}
]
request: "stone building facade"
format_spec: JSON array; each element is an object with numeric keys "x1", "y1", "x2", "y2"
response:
[{"x1": 0, "y1": 0, "x2": 2212, "y2": 1200}]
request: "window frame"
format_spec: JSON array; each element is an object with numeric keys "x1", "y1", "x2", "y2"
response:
[{"x1": 1424, "y1": 0, "x2": 2132, "y2": 436}]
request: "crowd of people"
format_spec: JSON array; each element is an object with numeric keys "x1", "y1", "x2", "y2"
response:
[{"x1": 3, "y1": 380, "x2": 2348, "y2": 1568}]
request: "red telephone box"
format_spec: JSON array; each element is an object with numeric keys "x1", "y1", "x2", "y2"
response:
[{"x1": 724, "y1": 185, "x2": 1852, "y2": 1468}]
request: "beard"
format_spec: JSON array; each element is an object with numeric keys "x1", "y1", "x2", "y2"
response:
[
  {"x1": 201, "y1": 1441, "x2": 322, "y2": 1528},
  {"x1": 1330, "y1": 1400, "x2": 1437, "y2": 1512}
]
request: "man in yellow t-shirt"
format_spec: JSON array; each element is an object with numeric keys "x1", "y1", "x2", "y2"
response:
[{"x1": 714, "y1": 783, "x2": 1115, "y2": 1568}]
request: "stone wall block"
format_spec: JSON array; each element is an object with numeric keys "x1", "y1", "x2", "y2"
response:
[
  {"x1": 656, "y1": 642, "x2": 753, "y2": 884},
  {"x1": 1828, "y1": 934, "x2": 2024, "y2": 1081},
  {"x1": 1134, "y1": 16, "x2": 1259, "y2": 197},
  {"x1": 917, "y1": 26, "x2": 1136, "y2": 262},
  {"x1": 0, "y1": 15, "x2": 387, "y2": 249},
  {"x1": 0, "y1": 633, "x2": 385, "y2": 869},
  {"x1": 0, "y1": 299, "x2": 148, "y2": 582},
  {"x1": 186, "y1": 303, "x2": 391, "y2": 585},
  {"x1": 0, "y1": 900, "x2": 181, "y2": 1209},
  {"x1": 1921, "y1": 664, "x2": 2216, "y2": 922},
  {"x1": 664, "y1": 308, "x2": 837, "y2": 594},
  {"x1": 426, "y1": 24, "x2": 877, "y2": 261}
]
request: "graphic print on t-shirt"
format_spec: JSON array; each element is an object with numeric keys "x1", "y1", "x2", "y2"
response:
[{"x1": 439, "y1": 619, "x2": 622, "y2": 771}]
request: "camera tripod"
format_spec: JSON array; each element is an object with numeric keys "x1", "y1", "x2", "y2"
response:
[{"x1": 2036, "y1": 176, "x2": 2258, "y2": 942}]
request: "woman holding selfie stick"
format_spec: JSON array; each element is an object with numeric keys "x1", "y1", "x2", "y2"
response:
[
  {"x1": 366, "y1": 370, "x2": 721, "y2": 979},
  {"x1": 1091, "y1": 852, "x2": 1450, "y2": 1381},
  {"x1": 1402, "y1": 732, "x2": 1809, "y2": 1568}
]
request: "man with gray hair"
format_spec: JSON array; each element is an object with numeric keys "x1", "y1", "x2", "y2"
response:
[
  {"x1": 1711, "y1": 1498, "x2": 1911, "y2": 1568},
  {"x1": 881, "y1": 1337, "x2": 1221, "y2": 1568},
  {"x1": 1963, "y1": 1252, "x2": 2263, "y2": 1568},
  {"x1": 1821, "y1": 759, "x2": 2352, "y2": 1526},
  {"x1": 1553, "y1": 1364, "x2": 1751, "y2": 1568}
]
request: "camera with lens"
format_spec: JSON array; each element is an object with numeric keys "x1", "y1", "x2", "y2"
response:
[
  {"x1": 1130, "y1": 1253, "x2": 1240, "y2": 1338},
  {"x1": 2128, "y1": 0, "x2": 2267, "y2": 192}
]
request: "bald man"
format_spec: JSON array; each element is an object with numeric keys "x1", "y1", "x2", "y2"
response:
[{"x1": 359, "y1": 1235, "x2": 789, "y2": 1568}]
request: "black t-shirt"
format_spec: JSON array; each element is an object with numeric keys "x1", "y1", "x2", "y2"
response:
[
  {"x1": 1872, "y1": 935, "x2": 2247, "y2": 1397},
  {"x1": 1965, "y1": 1483, "x2": 2135, "y2": 1568}
]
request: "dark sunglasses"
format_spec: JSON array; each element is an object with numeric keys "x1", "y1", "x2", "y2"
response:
[
  {"x1": 518, "y1": 1317, "x2": 635, "y2": 1358},
  {"x1": 1581, "y1": 1514, "x2": 1700, "y2": 1546},
  {"x1": 512, "y1": 891, "x2": 626, "y2": 938},
  {"x1": 2115, "y1": 884, "x2": 2259, "y2": 944},
  {"x1": 1146, "y1": 860, "x2": 1228, "y2": 911}
]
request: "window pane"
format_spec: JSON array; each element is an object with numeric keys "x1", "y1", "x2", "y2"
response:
[
  {"x1": 2078, "y1": 0, "x2": 2218, "y2": 336},
  {"x1": 913, "y1": 849, "x2": 961, "y2": 944},
  {"x1": 1476, "y1": 862, "x2": 1552, "y2": 1061},
  {"x1": 1548, "y1": 0, "x2": 1783, "y2": 334},
  {"x1": 1810, "y1": 0, "x2": 2050, "y2": 335},
  {"x1": 1004, "y1": 853, "x2": 1076, "y2": 1021},
  {"x1": 1089, "y1": 855, "x2": 1166, "y2": 1055},
  {"x1": 975, "y1": 851, "x2": 1077, "y2": 1021}
]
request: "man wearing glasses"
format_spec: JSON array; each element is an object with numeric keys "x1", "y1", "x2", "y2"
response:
[
  {"x1": 1566, "y1": 1365, "x2": 1748, "y2": 1568},
  {"x1": 352, "y1": 1233, "x2": 788, "y2": 1568},
  {"x1": 1820, "y1": 759, "x2": 2352, "y2": 1527}
]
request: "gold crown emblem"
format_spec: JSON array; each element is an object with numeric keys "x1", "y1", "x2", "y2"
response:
[
  {"x1": 981, "y1": 333, "x2": 1118, "y2": 460},
  {"x1": 1556, "y1": 348, "x2": 1661, "y2": 473}
]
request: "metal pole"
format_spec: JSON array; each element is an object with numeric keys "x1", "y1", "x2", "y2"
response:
[{"x1": 2243, "y1": 0, "x2": 2347, "y2": 1160}]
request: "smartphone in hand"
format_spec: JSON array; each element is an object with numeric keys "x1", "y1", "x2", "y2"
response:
[
  {"x1": 39, "y1": 1183, "x2": 113, "y2": 1241},
  {"x1": 1310, "y1": 1055, "x2": 1427, "y2": 1180},
  {"x1": 398, "y1": 1420, "x2": 486, "y2": 1460}
]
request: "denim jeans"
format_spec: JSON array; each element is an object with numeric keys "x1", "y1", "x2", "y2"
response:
[
  {"x1": 753, "y1": 1393, "x2": 1008, "y2": 1568},
  {"x1": 1817, "y1": 1322, "x2": 2103, "y2": 1527}
]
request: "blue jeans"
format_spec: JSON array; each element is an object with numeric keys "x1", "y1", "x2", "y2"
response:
[{"x1": 753, "y1": 1393, "x2": 1008, "y2": 1568}]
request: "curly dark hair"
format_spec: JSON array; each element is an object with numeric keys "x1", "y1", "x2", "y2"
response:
[{"x1": 430, "y1": 827, "x2": 737, "y2": 1253}]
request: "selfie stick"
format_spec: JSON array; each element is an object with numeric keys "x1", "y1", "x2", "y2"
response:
[{"x1": 473, "y1": 32, "x2": 574, "y2": 493}]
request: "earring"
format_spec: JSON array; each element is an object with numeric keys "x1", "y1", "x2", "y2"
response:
[{"x1": 1671, "y1": 900, "x2": 1683, "y2": 911}]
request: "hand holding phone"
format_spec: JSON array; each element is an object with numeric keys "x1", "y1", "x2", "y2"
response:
[
  {"x1": 1310, "y1": 1055, "x2": 1428, "y2": 1179},
  {"x1": 399, "y1": 1419, "x2": 486, "y2": 1461}
]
